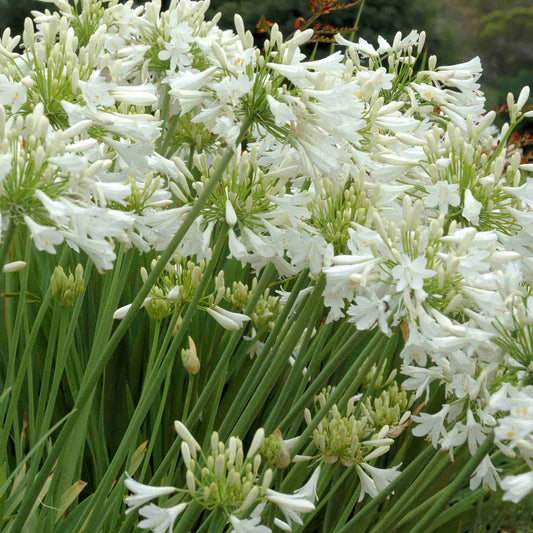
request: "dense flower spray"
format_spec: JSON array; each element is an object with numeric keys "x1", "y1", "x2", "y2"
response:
[{"x1": 0, "y1": 0, "x2": 532, "y2": 531}]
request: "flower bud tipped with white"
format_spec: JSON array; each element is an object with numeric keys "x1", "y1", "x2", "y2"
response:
[
  {"x1": 247, "y1": 428, "x2": 265, "y2": 458},
  {"x1": 181, "y1": 336, "x2": 200, "y2": 375},
  {"x1": 234, "y1": 14, "x2": 246, "y2": 45},
  {"x1": 235, "y1": 486, "x2": 259, "y2": 514},
  {"x1": 181, "y1": 441, "x2": 193, "y2": 469},
  {"x1": 3, "y1": 261, "x2": 27, "y2": 273},
  {"x1": 363, "y1": 446, "x2": 391, "y2": 461},
  {"x1": 174, "y1": 421, "x2": 201, "y2": 452},
  {"x1": 113, "y1": 303, "x2": 132, "y2": 320},
  {"x1": 186, "y1": 470, "x2": 196, "y2": 493},
  {"x1": 206, "y1": 306, "x2": 251, "y2": 330},
  {"x1": 225, "y1": 198, "x2": 237, "y2": 226},
  {"x1": 516, "y1": 86, "x2": 530, "y2": 110}
]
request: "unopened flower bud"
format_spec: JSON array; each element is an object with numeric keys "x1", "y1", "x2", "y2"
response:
[
  {"x1": 181, "y1": 336, "x2": 200, "y2": 375},
  {"x1": 50, "y1": 264, "x2": 84, "y2": 306},
  {"x1": 3, "y1": 261, "x2": 26, "y2": 273}
]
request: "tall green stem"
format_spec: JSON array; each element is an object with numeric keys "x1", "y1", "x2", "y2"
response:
[
  {"x1": 409, "y1": 433, "x2": 495, "y2": 533},
  {"x1": 9, "y1": 118, "x2": 252, "y2": 532},
  {"x1": 0, "y1": 218, "x2": 15, "y2": 275}
]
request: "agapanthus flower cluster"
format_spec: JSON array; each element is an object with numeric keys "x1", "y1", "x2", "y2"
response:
[
  {"x1": 125, "y1": 422, "x2": 320, "y2": 532},
  {"x1": 1, "y1": 0, "x2": 533, "y2": 530}
]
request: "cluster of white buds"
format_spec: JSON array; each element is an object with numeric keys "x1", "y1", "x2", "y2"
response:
[{"x1": 125, "y1": 422, "x2": 320, "y2": 531}]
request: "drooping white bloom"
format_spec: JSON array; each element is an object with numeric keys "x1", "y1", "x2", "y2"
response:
[
  {"x1": 469, "y1": 455, "x2": 501, "y2": 491},
  {"x1": 464, "y1": 410, "x2": 488, "y2": 455},
  {"x1": 500, "y1": 471, "x2": 533, "y2": 503},
  {"x1": 355, "y1": 464, "x2": 379, "y2": 501},
  {"x1": 266, "y1": 481, "x2": 316, "y2": 528},
  {"x1": 137, "y1": 503, "x2": 188, "y2": 532},
  {"x1": 267, "y1": 95, "x2": 297, "y2": 126},
  {"x1": 206, "y1": 306, "x2": 251, "y2": 330},
  {"x1": 293, "y1": 466, "x2": 321, "y2": 502},
  {"x1": 411, "y1": 405, "x2": 450, "y2": 447},
  {"x1": 123, "y1": 474, "x2": 176, "y2": 514},
  {"x1": 360, "y1": 463, "x2": 401, "y2": 492},
  {"x1": 24, "y1": 216, "x2": 64, "y2": 254},
  {"x1": 229, "y1": 505, "x2": 271, "y2": 533}
]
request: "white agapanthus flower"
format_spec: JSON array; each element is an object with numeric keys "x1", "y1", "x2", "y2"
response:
[
  {"x1": 501, "y1": 471, "x2": 533, "y2": 503},
  {"x1": 123, "y1": 475, "x2": 176, "y2": 514}
]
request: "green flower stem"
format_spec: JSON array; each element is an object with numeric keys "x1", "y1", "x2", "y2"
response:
[
  {"x1": 394, "y1": 487, "x2": 445, "y2": 529},
  {"x1": 290, "y1": 321, "x2": 335, "y2": 396},
  {"x1": 201, "y1": 365, "x2": 227, "y2": 448},
  {"x1": 9, "y1": 118, "x2": 252, "y2": 532},
  {"x1": 332, "y1": 485, "x2": 362, "y2": 532},
  {"x1": 226, "y1": 289, "x2": 315, "y2": 434},
  {"x1": 39, "y1": 308, "x2": 71, "y2": 434},
  {"x1": 0, "y1": 218, "x2": 15, "y2": 276},
  {"x1": 231, "y1": 276, "x2": 327, "y2": 437},
  {"x1": 281, "y1": 333, "x2": 387, "y2": 491},
  {"x1": 286, "y1": 323, "x2": 357, "y2": 437},
  {"x1": 5, "y1": 235, "x2": 31, "y2": 397},
  {"x1": 352, "y1": 345, "x2": 388, "y2": 420},
  {"x1": 145, "y1": 321, "x2": 161, "y2": 379},
  {"x1": 74, "y1": 227, "x2": 230, "y2": 533},
  {"x1": 0, "y1": 247, "x2": 68, "y2": 460},
  {"x1": 334, "y1": 443, "x2": 437, "y2": 533},
  {"x1": 409, "y1": 433, "x2": 494, "y2": 533},
  {"x1": 369, "y1": 449, "x2": 450, "y2": 533},
  {"x1": 264, "y1": 301, "x2": 326, "y2": 431},
  {"x1": 149, "y1": 307, "x2": 182, "y2": 389},
  {"x1": 139, "y1": 356, "x2": 174, "y2": 480},
  {"x1": 277, "y1": 329, "x2": 370, "y2": 434},
  {"x1": 217, "y1": 268, "x2": 310, "y2": 439},
  {"x1": 286, "y1": 332, "x2": 395, "y2": 492},
  {"x1": 52, "y1": 249, "x2": 134, "y2": 500},
  {"x1": 428, "y1": 486, "x2": 486, "y2": 533},
  {"x1": 34, "y1": 307, "x2": 61, "y2": 434},
  {"x1": 145, "y1": 262, "x2": 280, "y2": 494},
  {"x1": 0, "y1": 411, "x2": 74, "y2": 502},
  {"x1": 338, "y1": 332, "x2": 400, "y2": 407},
  {"x1": 184, "y1": 261, "x2": 278, "y2": 435}
]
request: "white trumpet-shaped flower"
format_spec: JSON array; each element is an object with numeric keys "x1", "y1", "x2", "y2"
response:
[{"x1": 123, "y1": 474, "x2": 176, "y2": 514}]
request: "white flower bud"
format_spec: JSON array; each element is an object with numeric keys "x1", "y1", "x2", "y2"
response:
[
  {"x1": 186, "y1": 470, "x2": 196, "y2": 493},
  {"x1": 225, "y1": 198, "x2": 237, "y2": 226},
  {"x1": 3, "y1": 261, "x2": 27, "y2": 273},
  {"x1": 113, "y1": 303, "x2": 132, "y2": 320},
  {"x1": 174, "y1": 421, "x2": 201, "y2": 452},
  {"x1": 516, "y1": 86, "x2": 530, "y2": 110},
  {"x1": 181, "y1": 441, "x2": 192, "y2": 469},
  {"x1": 247, "y1": 428, "x2": 265, "y2": 458}
]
